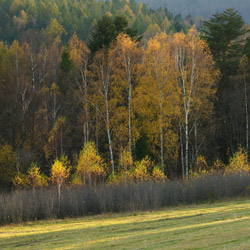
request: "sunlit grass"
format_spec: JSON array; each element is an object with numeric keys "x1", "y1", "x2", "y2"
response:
[{"x1": 1, "y1": 199, "x2": 250, "y2": 249}]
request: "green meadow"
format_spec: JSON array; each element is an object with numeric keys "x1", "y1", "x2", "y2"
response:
[{"x1": 1, "y1": 199, "x2": 250, "y2": 249}]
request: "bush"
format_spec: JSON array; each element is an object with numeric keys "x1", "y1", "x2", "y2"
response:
[
  {"x1": 151, "y1": 166, "x2": 166, "y2": 182},
  {"x1": 225, "y1": 148, "x2": 250, "y2": 173},
  {"x1": 76, "y1": 142, "x2": 107, "y2": 185},
  {"x1": 1, "y1": 172, "x2": 250, "y2": 225},
  {"x1": 26, "y1": 163, "x2": 48, "y2": 189}
]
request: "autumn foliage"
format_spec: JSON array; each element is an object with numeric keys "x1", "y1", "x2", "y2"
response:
[
  {"x1": 75, "y1": 142, "x2": 107, "y2": 185},
  {"x1": 1, "y1": 19, "x2": 249, "y2": 191}
]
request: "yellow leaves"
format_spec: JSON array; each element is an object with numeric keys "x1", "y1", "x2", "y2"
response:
[
  {"x1": 133, "y1": 162, "x2": 149, "y2": 181},
  {"x1": 211, "y1": 159, "x2": 225, "y2": 172},
  {"x1": 13, "y1": 10, "x2": 28, "y2": 30},
  {"x1": 50, "y1": 159, "x2": 70, "y2": 186},
  {"x1": 225, "y1": 148, "x2": 250, "y2": 173},
  {"x1": 68, "y1": 34, "x2": 90, "y2": 70},
  {"x1": 44, "y1": 18, "x2": 66, "y2": 41},
  {"x1": 133, "y1": 156, "x2": 153, "y2": 181},
  {"x1": 76, "y1": 142, "x2": 107, "y2": 185},
  {"x1": 152, "y1": 166, "x2": 166, "y2": 182},
  {"x1": 120, "y1": 150, "x2": 133, "y2": 171},
  {"x1": 44, "y1": 116, "x2": 67, "y2": 160},
  {"x1": 143, "y1": 24, "x2": 161, "y2": 42},
  {"x1": 239, "y1": 55, "x2": 249, "y2": 71},
  {"x1": 161, "y1": 17, "x2": 171, "y2": 33},
  {"x1": 134, "y1": 32, "x2": 179, "y2": 166},
  {"x1": 13, "y1": 174, "x2": 27, "y2": 189},
  {"x1": 26, "y1": 163, "x2": 48, "y2": 188},
  {"x1": 132, "y1": 157, "x2": 167, "y2": 182},
  {"x1": 190, "y1": 148, "x2": 250, "y2": 177},
  {"x1": 112, "y1": 34, "x2": 141, "y2": 71}
]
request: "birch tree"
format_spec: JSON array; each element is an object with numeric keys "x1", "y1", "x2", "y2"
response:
[
  {"x1": 174, "y1": 27, "x2": 217, "y2": 177},
  {"x1": 133, "y1": 34, "x2": 179, "y2": 171},
  {"x1": 143, "y1": 33, "x2": 178, "y2": 169},
  {"x1": 90, "y1": 49, "x2": 115, "y2": 174},
  {"x1": 69, "y1": 34, "x2": 91, "y2": 143},
  {"x1": 111, "y1": 34, "x2": 141, "y2": 156}
]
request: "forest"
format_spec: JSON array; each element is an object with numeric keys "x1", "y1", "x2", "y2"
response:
[{"x1": 1, "y1": 0, "x2": 250, "y2": 190}]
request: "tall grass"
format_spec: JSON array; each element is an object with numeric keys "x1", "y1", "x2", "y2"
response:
[{"x1": 1, "y1": 172, "x2": 250, "y2": 225}]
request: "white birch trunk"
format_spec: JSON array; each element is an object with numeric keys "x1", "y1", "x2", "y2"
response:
[
  {"x1": 180, "y1": 124, "x2": 185, "y2": 178},
  {"x1": 159, "y1": 92, "x2": 164, "y2": 170},
  {"x1": 96, "y1": 110, "x2": 99, "y2": 155},
  {"x1": 244, "y1": 69, "x2": 249, "y2": 157},
  {"x1": 105, "y1": 92, "x2": 115, "y2": 174},
  {"x1": 185, "y1": 112, "x2": 189, "y2": 177}
]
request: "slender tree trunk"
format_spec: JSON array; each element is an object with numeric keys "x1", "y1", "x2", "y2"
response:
[
  {"x1": 88, "y1": 172, "x2": 92, "y2": 186},
  {"x1": 55, "y1": 138, "x2": 58, "y2": 159},
  {"x1": 60, "y1": 124, "x2": 63, "y2": 155},
  {"x1": 185, "y1": 112, "x2": 189, "y2": 177},
  {"x1": 53, "y1": 93, "x2": 56, "y2": 126},
  {"x1": 30, "y1": 53, "x2": 35, "y2": 89},
  {"x1": 105, "y1": 92, "x2": 115, "y2": 175},
  {"x1": 159, "y1": 92, "x2": 164, "y2": 170},
  {"x1": 96, "y1": 110, "x2": 99, "y2": 155},
  {"x1": 84, "y1": 78, "x2": 89, "y2": 143},
  {"x1": 244, "y1": 70, "x2": 249, "y2": 158},
  {"x1": 128, "y1": 83, "x2": 132, "y2": 156},
  {"x1": 180, "y1": 124, "x2": 185, "y2": 179},
  {"x1": 58, "y1": 183, "x2": 61, "y2": 212},
  {"x1": 194, "y1": 118, "x2": 198, "y2": 170}
]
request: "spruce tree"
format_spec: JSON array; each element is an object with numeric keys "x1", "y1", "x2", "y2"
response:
[{"x1": 203, "y1": 8, "x2": 248, "y2": 83}]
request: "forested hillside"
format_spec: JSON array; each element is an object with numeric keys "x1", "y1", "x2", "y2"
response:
[
  {"x1": 1, "y1": 1, "x2": 250, "y2": 190},
  {"x1": 0, "y1": 0, "x2": 199, "y2": 44},
  {"x1": 138, "y1": 0, "x2": 250, "y2": 24}
]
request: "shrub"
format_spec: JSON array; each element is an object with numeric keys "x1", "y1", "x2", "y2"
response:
[
  {"x1": 211, "y1": 159, "x2": 225, "y2": 172},
  {"x1": 1, "y1": 172, "x2": 250, "y2": 225},
  {"x1": 225, "y1": 148, "x2": 250, "y2": 173},
  {"x1": 120, "y1": 150, "x2": 133, "y2": 171},
  {"x1": 12, "y1": 174, "x2": 27, "y2": 189},
  {"x1": 76, "y1": 142, "x2": 107, "y2": 185},
  {"x1": 26, "y1": 163, "x2": 48, "y2": 189},
  {"x1": 151, "y1": 166, "x2": 166, "y2": 182}
]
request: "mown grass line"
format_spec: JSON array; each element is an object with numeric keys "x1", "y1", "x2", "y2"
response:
[{"x1": 1, "y1": 199, "x2": 250, "y2": 249}]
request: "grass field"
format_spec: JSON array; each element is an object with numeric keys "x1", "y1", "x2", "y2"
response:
[{"x1": 1, "y1": 199, "x2": 250, "y2": 249}]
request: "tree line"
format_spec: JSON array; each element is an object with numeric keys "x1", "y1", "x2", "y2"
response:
[
  {"x1": 1, "y1": 7, "x2": 250, "y2": 189},
  {"x1": 0, "y1": 0, "x2": 198, "y2": 44}
]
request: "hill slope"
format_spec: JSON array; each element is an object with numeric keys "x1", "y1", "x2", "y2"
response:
[{"x1": 138, "y1": 0, "x2": 250, "y2": 23}]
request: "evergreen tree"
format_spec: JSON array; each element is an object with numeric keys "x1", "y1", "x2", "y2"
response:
[
  {"x1": 203, "y1": 9, "x2": 250, "y2": 161},
  {"x1": 88, "y1": 15, "x2": 137, "y2": 55},
  {"x1": 203, "y1": 8, "x2": 248, "y2": 83}
]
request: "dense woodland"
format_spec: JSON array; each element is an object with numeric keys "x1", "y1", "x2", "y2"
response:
[
  {"x1": 0, "y1": 0, "x2": 199, "y2": 44},
  {"x1": 1, "y1": 0, "x2": 250, "y2": 190}
]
